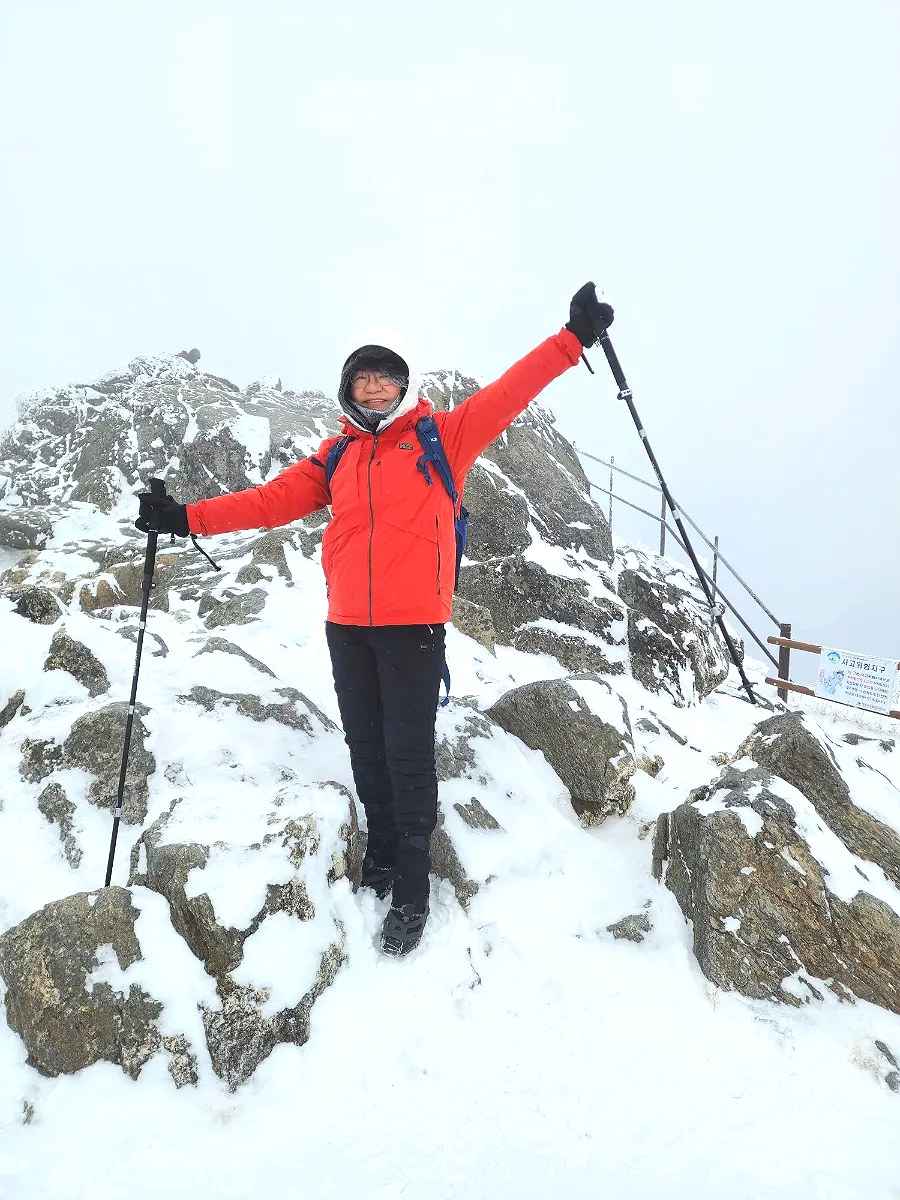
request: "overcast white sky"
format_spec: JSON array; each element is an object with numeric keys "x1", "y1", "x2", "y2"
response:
[{"x1": 1, "y1": 0, "x2": 898, "y2": 681}]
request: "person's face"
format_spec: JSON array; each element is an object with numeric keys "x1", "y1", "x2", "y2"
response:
[{"x1": 351, "y1": 368, "x2": 403, "y2": 411}]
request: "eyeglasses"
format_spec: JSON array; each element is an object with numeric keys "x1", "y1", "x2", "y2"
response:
[{"x1": 351, "y1": 369, "x2": 403, "y2": 388}]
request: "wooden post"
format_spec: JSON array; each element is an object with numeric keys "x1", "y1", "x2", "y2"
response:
[
  {"x1": 659, "y1": 491, "x2": 666, "y2": 556},
  {"x1": 778, "y1": 622, "x2": 792, "y2": 703},
  {"x1": 711, "y1": 536, "x2": 719, "y2": 605},
  {"x1": 608, "y1": 455, "x2": 614, "y2": 535}
]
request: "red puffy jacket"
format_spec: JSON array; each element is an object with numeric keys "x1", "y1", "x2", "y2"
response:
[{"x1": 187, "y1": 329, "x2": 583, "y2": 626}]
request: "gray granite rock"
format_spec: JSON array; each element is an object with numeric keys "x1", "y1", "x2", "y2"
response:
[
  {"x1": 43, "y1": 628, "x2": 110, "y2": 697},
  {"x1": 180, "y1": 685, "x2": 336, "y2": 737},
  {"x1": 203, "y1": 587, "x2": 267, "y2": 629},
  {"x1": 487, "y1": 676, "x2": 636, "y2": 826},
  {"x1": 12, "y1": 586, "x2": 64, "y2": 625},
  {"x1": 189, "y1": 636, "x2": 276, "y2": 678},
  {"x1": 654, "y1": 760, "x2": 900, "y2": 1014},
  {"x1": 0, "y1": 888, "x2": 193, "y2": 1083},
  {"x1": 739, "y1": 712, "x2": 900, "y2": 890},
  {"x1": 62, "y1": 703, "x2": 155, "y2": 824},
  {"x1": 0, "y1": 510, "x2": 53, "y2": 551},
  {"x1": 0, "y1": 689, "x2": 25, "y2": 730},
  {"x1": 450, "y1": 595, "x2": 496, "y2": 654},
  {"x1": 37, "y1": 782, "x2": 82, "y2": 868}
]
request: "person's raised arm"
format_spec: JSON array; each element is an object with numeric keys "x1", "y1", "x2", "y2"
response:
[{"x1": 438, "y1": 284, "x2": 613, "y2": 477}]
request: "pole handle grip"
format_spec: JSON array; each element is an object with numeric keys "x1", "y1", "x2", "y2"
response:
[{"x1": 149, "y1": 477, "x2": 166, "y2": 497}]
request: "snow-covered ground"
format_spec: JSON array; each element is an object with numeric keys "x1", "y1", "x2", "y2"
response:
[{"x1": 2, "y1": 540, "x2": 900, "y2": 1200}]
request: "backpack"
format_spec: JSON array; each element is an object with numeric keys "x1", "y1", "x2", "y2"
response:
[{"x1": 324, "y1": 415, "x2": 468, "y2": 705}]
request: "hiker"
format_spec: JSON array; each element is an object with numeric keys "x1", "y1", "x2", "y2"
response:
[
  {"x1": 177, "y1": 348, "x2": 201, "y2": 364},
  {"x1": 136, "y1": 284, "x2": 613, "y2": 955}
]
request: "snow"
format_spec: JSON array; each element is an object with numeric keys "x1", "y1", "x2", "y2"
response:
[{"x1": 3, "y1": 473, "x2": 900, "y2": 1198}]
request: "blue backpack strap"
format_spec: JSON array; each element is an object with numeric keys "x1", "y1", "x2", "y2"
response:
[
  {"x1": 324, "y1": 435, "x2": 353, "y2": 491},
  {"x1": 415, "y1": 416, "x2": 459, "y2": 505}
]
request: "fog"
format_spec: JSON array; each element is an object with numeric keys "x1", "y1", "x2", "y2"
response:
[{"x1": 2, "y1": 0, "x2": 897, "y2": 681}]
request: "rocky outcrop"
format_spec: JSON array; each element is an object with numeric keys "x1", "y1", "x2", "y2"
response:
[
  {"x1": 739, "y1": 712, "x2": 900, "y2": 890},
  {"x1": 128, "y1": 778, "x2": 361, "y2": 1089},
  {"x1": 450, "y1": 595, "x2": 496, "y2": 654},
  {"x1": 654, "y1": 751, "x2": 900, "y2": 1014},
  {"x1": 458, "y1": 556, "x2": 624, "y2": 654},
  {"x1": 0, "y1": 510, "x2": 53, "y2": 550},
  {"x1": 487, "y1": 676, "x2": 636, "y2": 826},
  {"x1": 617, "y1": 548, "x2": 733, "y2": 704},
  {"x1": 0, "y1": 887, "x2": 196, "y2": 1085}
]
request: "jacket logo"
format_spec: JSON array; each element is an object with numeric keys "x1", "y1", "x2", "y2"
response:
[{"x1": 399, "y1": 442, "x2": 414, "y2": 450}]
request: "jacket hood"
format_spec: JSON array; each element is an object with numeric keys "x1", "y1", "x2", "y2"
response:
[{"x1": 338, "y1": 326, "x2": 421, "y2": 435}]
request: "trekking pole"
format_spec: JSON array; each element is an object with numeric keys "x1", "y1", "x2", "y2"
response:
[
  {"x1": 584, "y1": 333, "x2": 758, "y2": 706},
  {"x1": 104, "y1": 476, "x2": 166, "y2": 886}
]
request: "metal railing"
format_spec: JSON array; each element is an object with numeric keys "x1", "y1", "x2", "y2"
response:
[{"x1": 573, "y1": 444, "x2": 793, "y2": 690}]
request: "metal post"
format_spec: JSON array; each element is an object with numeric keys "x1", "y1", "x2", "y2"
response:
[
  {"x1": 608, "y1": 455, "x2": 614, "y2": 535},
  {"x1": 659, "y1": 491, "x2": 666, "y2": 556},
  {"x1": 711, "y1": 536, "x2": 719, "y2": 605},
  {"x1": 777, "y1": 622, "x2": 791, "y2": 703}
]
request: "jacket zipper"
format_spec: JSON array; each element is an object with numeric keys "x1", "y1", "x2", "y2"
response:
[
  {"x1": 435, "y1": 514, "x2": 441, "y2": 595},
  {"x1": 366, "y1": 436, "x2": 378, "y2": 625}
]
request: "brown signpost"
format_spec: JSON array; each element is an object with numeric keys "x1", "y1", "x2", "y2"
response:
[{"x1": 765, "y1": 636, "x2": 900, "y2": 720}]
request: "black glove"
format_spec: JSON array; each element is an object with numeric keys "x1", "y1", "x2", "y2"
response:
[
  {"x1": 565, "y1": 282, "x2": 614, "y2": 348},
  {"x1": 135, "y1": 490, "x2": 189, "y2": 537}
]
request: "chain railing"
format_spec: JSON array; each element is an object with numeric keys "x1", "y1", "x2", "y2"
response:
[{"x1": 573, "y1": 444, "x2": 793, "y2": 691}]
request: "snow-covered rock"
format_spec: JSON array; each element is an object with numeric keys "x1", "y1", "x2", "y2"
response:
[
  {"x1": 486, "y1": 676, "x2": 636, "y2": 826},
  {"x1": 654, "y1": 713, "x2": 900, "y2": 1013}
]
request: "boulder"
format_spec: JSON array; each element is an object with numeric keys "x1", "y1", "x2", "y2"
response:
[
  {"x1": 128, "y1": 785, "x2": 360, "y2": 977},
  {"x1": 486, "y1": 676, "x2": 635, "y2": 826},
  {"x1": 607, "y1": 909, "x2": 653, "y2": 943},
  {"x1": 0, "y1": 887, "x2": 194, "y2": 1084},
  {"x1": 12, "y1": 586, "x2": 63, "y2": 625},
  {"x1": 43, "y1": 628, "x2": 110, "y2": 697},
  {"x1": 654, "y1": 759, "x2": 900, "y2": 1014},
  {"x1": 62, "y1": 703, "x2": 155, "y2": 824}
]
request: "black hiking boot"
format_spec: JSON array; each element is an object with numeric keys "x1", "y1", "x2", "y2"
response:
[
  {"x1": 380, "y1": 902, "x2": 429, "y2": 957},
  {"x1": 360, "y1": 855, "x2": 394, "y2": 900}
]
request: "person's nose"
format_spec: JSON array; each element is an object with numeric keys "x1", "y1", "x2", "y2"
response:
[{"x1": 365, "y1": 375, "x2": 384, "y2": 393}]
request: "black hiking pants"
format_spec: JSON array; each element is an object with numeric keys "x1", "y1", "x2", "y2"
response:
[{"x1": 325, "y1": 621, "x2": 445, "y2": 909}]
